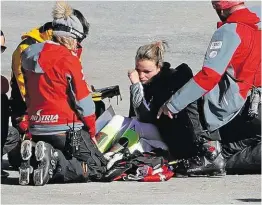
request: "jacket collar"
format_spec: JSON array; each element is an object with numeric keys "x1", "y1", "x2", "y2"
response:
[{"x1": 217, "y1": 8, "x2": 260, "y2": 29}]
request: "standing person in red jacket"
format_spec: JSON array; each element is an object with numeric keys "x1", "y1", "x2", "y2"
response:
[
  {"x1": 158, "y1": 0, "x2": 261, "y2": 176},
  {"x1": 19, "y1": 1, "x2": 107, "y2": 186}
]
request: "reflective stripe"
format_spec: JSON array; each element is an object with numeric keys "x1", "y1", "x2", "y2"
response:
[{"x1": 29, "y1": 122, "x2": 83, "y2": 135}]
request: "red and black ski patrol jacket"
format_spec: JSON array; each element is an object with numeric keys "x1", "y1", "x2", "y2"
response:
[
  {"x1": 166, "y1": 7, "x2": 261, "y2": 131},
  {"x1": 21, "y1": 41, "x2": 96, "y2": 138}
]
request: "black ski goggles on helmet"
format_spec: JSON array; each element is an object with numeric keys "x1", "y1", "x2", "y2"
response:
[{"x1": 53, "y1": 24, "x2": 87, "y2": 43}]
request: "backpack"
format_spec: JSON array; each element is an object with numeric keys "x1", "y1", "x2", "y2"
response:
[{"x1": 102, "y1": 149, "x2": 174, "y2": 182}]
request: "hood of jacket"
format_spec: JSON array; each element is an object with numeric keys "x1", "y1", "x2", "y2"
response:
[
  {"x1": 21, "y1": 27, "x2": 53, "y2": 43},
  {"x1": 217, "y1": 7, "x2": 260, "y2": 29},
  {"x1": 227, "y1": 8, "x2": 260, "y2": 26}
]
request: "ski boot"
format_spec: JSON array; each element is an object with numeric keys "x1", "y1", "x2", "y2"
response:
[
  {"x1": 174, "y1": 139, "x2": 226, "y2": 177},
  {"x1": 33, "y1": 141, "x2": 59, "y2": 186},
  {"x1": 19, "y1": 140, "x2": 34, "y2": 185}
]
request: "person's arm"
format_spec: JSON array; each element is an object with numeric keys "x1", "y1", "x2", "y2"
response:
[
  {"x1": 130, "y1": 82, "x2": 153, "y2": 123},
  {"x1": 12, "y1": 37, "x2": 38, "y2": 100},
  {"x1": 64, "y1": 57, "x2": 96, "y2": 139},
  {"x1": 11, "y1": 44, "x2": 29, "y2": 100},
  {"x1": 128, "y1": 96, "x2": 135, "y2": 118},
  {"x1": 166, "y1": 23, "x2": 241, "y2": 114}
]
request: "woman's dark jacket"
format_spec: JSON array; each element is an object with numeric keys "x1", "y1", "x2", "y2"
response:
[{"x1": 129, "y1": 62, "x2": 198, "y2": 159}]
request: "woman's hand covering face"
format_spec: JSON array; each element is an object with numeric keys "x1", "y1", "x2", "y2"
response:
[{"x1": 128, "y1": 69, "x2": 140, "y2": 84}]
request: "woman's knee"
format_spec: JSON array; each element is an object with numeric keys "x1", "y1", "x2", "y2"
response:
[{"x1": 108, "y1": 115, "x2": 131, "y2": 127}]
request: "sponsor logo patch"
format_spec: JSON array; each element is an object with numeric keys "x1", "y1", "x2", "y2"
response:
[
  {"x1": 209, "y1": 51, "x2": 218, "y2": 58},
  {"x1": 30, "y1": 109, "x2": 59, "y2": 123},
  {"x1": 210, "y1": 41, "x2": 223, "y2": 50}
]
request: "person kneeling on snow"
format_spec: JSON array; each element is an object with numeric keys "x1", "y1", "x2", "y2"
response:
[
  {"x1": 1, "y1": 31, "x2": 21, "y2": 178},
  {"x1": 19, "y1": 1, "x2": 107, "y2": 186},
  {"x1": 157, "y1": 0, "x2": 261, "y2": 176},
  {"x1": 128, "y1": 41, "x2": 226, "y2": 177},
  {"x1": 10, "y1": 5, "x2": 106, "y2": 137}
]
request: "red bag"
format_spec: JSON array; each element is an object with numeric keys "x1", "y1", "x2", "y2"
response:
[{"x1": 141, "y1": 165, "x2": 174, "y2": 182}]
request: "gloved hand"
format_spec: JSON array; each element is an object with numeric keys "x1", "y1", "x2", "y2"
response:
[
  {"x1": 17, "y1": 115, "x2": 32, "y2": 140},
  {"x1": 17, "y1": 115, "x2": 29, "y2": 134}
]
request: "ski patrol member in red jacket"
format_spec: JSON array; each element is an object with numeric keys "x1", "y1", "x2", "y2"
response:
[
  {"x1": 158, "y1": 0, "x2": 261, "y2": 176},
  {"x1": 18, "y1": 2, "x2": 107, "y2": 186}
]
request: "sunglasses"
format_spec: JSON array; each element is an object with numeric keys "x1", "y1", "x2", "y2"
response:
[{"x1": 1, "y1": 45, "x2": 7, "y2": 53}]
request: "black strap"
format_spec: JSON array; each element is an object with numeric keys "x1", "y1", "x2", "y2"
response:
[{"x1": 53, "y1": 24, "x2": 86, "y2": 41}]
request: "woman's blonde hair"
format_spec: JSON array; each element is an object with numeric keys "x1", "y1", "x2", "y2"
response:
[
  {"x1": 135, "y1": 40, "x2": 168, "y2": 68},
  {"x1": 54, "y1": 36, "x2": 76, "y2": 50}
]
